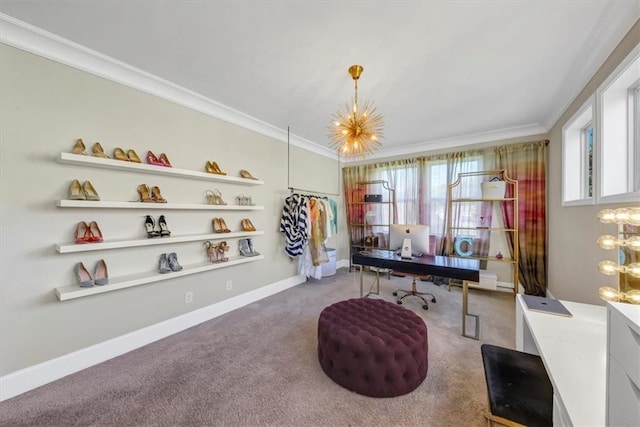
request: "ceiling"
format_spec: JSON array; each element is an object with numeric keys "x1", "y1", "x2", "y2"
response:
[{"x1": 1, "y1": 1, "x2": 639, "y2": 159}]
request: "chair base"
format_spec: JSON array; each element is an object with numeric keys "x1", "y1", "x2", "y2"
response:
[{"x1": 393, "y1": 276, "x2": 436, "y2": 310}]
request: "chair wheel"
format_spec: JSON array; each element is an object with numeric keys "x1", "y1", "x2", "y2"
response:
[
  {"x1": 396, "y1": 301, "x2": 403, "y2": 305},
  {"x1": 422, "y1": 305, "x2": 429, "y2": 310},
  {"x1": 392, "y1": 292, "x2": 398, "y2": 296},
  {"x1": 431, "y1": 298, "x2": 437, "y2": 303}
]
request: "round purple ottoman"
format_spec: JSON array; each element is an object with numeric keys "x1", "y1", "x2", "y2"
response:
[{"x1": 317, "y1": 298, "x2": 428, "y2": 397}]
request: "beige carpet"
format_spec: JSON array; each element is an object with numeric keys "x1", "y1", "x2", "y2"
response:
[{"x1": 0, "y1": 269, "x2": 515, "y2": 426}]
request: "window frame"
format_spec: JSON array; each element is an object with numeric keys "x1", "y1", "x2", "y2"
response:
[
  {"x1": 595, "y1": 44, "x2": 640, "y2": 204},
  {"x1": 562, "y1": 95, "x2": 595, "y2": 207}
]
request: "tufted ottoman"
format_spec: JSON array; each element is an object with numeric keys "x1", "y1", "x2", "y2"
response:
[{"x1": 317, "y1": 298, "x2": 428, "y2": 397}]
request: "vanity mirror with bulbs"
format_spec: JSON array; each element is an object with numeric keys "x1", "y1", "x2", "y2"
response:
[{"x1": 596, "y1": 207, "x2": 640, "y2": 304}]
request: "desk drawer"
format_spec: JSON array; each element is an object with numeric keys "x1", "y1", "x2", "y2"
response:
[
  {"x1": 608, "y1": 357, "x2": 640, "y2": 426},
  {"x1": 609, "y1": 309, "x2": 640, "y2": 388}
]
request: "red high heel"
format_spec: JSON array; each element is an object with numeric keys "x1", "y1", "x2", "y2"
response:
[
  {"x1": 74, "y1": 221, "x2": 92, "y2": 244},
  {"x1": 88, "y1": 221, "x2": 104, "y2": 243},
  {"x1": 159, "y1": 153, "x2": 172, "y2": 167},
  {"x1": 146, "y1": 151, "x2": 163, "y2": 166}
]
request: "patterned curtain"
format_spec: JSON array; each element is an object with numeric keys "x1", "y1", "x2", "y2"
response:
[
  {"x1": 343, "y1": 140, "x2": 548, "y2": 295},
  {"x1": 495, "y1": 141, "x2": 548, "y2": 296},
  {"x1": 343, "y1": 165, "x2": 369, "y2": 251}
]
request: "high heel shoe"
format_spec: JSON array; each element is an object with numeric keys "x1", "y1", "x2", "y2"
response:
[
  {"x1": 127, "y1": 149, "x2": 142, "y2": 163},
  {"x1": 218, "y1": 218, "x2": 231, "y2": 233},
  {"x1": 158, "y1": 253, "x2": 171, "y2": 274},
  {"x1": 247, "y1": 238, "x2": 260, "y2": 256},
  {"x1": 212, "y1": 218, "x2": 223, "y2": 233},
  {"x1": 92, "y1": 142, "x2": 109, "y2": 158},
  {"x1": 88, "y1": 221, "x2": 104, "y2": 242},
  {"x1": 83, "y1": 181, "x2": 100, "y2": 201},
  {"x1": 212, "y1": 162, "x2": 225, "y2": 175},
  {"x1": 146, "y1": 151, "x2": 163, "y2": 166},
  {"x1": 216, "y1": 242, "x2": 229, "y2": 262},
  {"x1": 74, "y1": 221, "x2": 92, "y2": 243},
  {"x1": 205, "y1": 189, "x2": 226, "y2": 205},
  {"x1": 69, "y1": 179, "x2": 86, "y2": 200},
  {"x1": 113, "y1": 147, "x2": 128, "y2": 161},
  {"x1": 74, "y1": 262, "x2": 94, "y2": 287},
  {"x1": 72, "y1": 139, "x2": 87, "y2": 155},
  {"x1": 151, "y1": 186, "x2": 167, "y2": 203},
  {"x1": 159, "y1": 153, "x2": 172, "y2": 167},
  {"x1": 239, "y1": 169, "x2": 258, "y2": 180},
  {"x1": 144, "y1": 215, "x2": 160, "y2": 238},
  {"x1": 158, "y1": 215, "x2": 171, "y2": 237},
  {"x1": 137, "y1": 184, "x2": 154, "y2": 203},
  {"x1": 168, "y1": 252, "x2": 183, "y2": 271},
  {"x1": 204, "y1": 241, "x2": 217, "y2": 263},
  {"x1": 93, "y1": 259, "x2": 108, "y2": 286},
  {"x1": 205, "y1": 161, "x2": 226, "y2": 175},
  {"x1": 241, "y1": 218, "x2": 256, "y2": 232}
]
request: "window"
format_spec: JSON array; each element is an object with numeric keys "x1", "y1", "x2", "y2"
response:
[
  {"x1": 423, "y1": 156, "x2": 484, "y2": 237},
  {"x1": 596, "y1": 45, "x2": 640, "y2": 203},
  {"x1": 562, "y1": 96, "x2": 594, "y2": 206}
]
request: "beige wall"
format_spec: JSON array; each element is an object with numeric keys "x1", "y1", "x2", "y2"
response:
[
  {"x1": 0, "y1": 43, "x2": 345, "y2": 375},
  {"x1": 547, "y1": 20, "x2": 640, "y2": 305}
]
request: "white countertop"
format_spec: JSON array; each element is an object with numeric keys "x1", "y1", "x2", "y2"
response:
[{"x1": 517, "y1": 295, "x2": 607, "y2": 427}]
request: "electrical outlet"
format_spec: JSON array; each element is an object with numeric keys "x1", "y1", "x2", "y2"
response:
[
  {"x1": 185, "y1": 291, "x2": 194, "y2": 304},
  {"x1": 226, "y1": 280, "x2": 232, "y2": 291}
]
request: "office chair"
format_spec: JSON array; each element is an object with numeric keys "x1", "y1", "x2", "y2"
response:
[{"x1": 392, "y1": 235, "x2": 438, "y2": 310}]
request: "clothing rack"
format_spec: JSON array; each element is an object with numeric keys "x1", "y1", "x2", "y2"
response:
[
  {"x1": 287, "y1": 188, "x2": 333, "y2": 198},
  {"x1": 286, "y1": 126, "x2": 341, "y2": 197}
]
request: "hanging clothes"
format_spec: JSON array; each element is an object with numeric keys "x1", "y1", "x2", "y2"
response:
[
  {"x1": 280, "y1": 193, "x2": 337, "y2": 278},
  {"x1": 309, "y1": 198, "x2": 329, "y2": 266},
  {"x1": 279, "y1": 194, "x2": 309, "y2": 257}
]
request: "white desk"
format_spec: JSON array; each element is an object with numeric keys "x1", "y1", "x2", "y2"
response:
[{"x1": 515, "y1": 295, "x2": 607, "y2": 426}]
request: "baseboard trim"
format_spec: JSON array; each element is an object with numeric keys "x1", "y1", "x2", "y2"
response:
[{"x1": 0, "y1": 274, "x2": 306, "y2": 402}]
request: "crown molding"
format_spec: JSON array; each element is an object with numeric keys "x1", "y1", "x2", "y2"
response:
[
  {"x1": 542, "y1": 2, "x2": 640, "y2": 130},
  {"x1": 0, "y1": 13, "x2": 337, "y2": 160},
  {"x1": 350, "y1": 123, "x2": 548, "y2": 162}
]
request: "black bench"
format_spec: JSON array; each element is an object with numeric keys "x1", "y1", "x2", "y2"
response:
[{"x1": 481, "y1": 344, "x2": 553, "y2": 426}]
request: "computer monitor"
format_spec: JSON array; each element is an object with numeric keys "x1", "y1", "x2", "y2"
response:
[{"x1": 389, "y1": 224, "x2": 431, "y2": 256}]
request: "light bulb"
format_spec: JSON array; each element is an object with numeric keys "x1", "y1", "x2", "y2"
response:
[
  {"x1": 598, "y1": 260, "x2": 620, "y2": 275},
  {"x1": 628, "y1": 207, "x2": 640, "y2": 226},
  {"x1": 627, "y1": 262, "x2": 640, "y2": 278},
  {"x1": 624, "y1": 289, "x2": 640, "y2": 304},
  {"x1": 598, "y1": 209, "x2": 616, "y2": 223},
  {"x1": 627, "y1": 236, "x2": 640, "y2": 251},
  {"x1": 597, "y1": 235, "x2": 619, "y2": 250},
  {"x1": 599, "y1": 286, "x2": 622, "y2": 302},
  {"x1": 615, "y1": 208, "x2": 630, "y2": 223}
]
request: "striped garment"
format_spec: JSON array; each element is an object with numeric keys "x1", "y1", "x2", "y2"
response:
[{"x1": 279, "y1": 194, "x2": 309, "y2": 256}]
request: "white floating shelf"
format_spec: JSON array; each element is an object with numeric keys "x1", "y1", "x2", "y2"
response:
[
  {"x1": 58, "y1": 152, "x2": 264, "y2": 185},
  {"x1": 56, "y1": 200, "x2": 264, "y2": 210},
  {"x1": 56, "y1": 231, "x2": 264, "y2": 253},
  {"x1": 55, "y1": 255, "x2": 264, "y2": 301}
]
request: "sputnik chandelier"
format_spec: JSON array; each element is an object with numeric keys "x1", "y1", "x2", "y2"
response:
[{"x1": 329, "y1": 65, "x2": 384, "y2": 158}]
